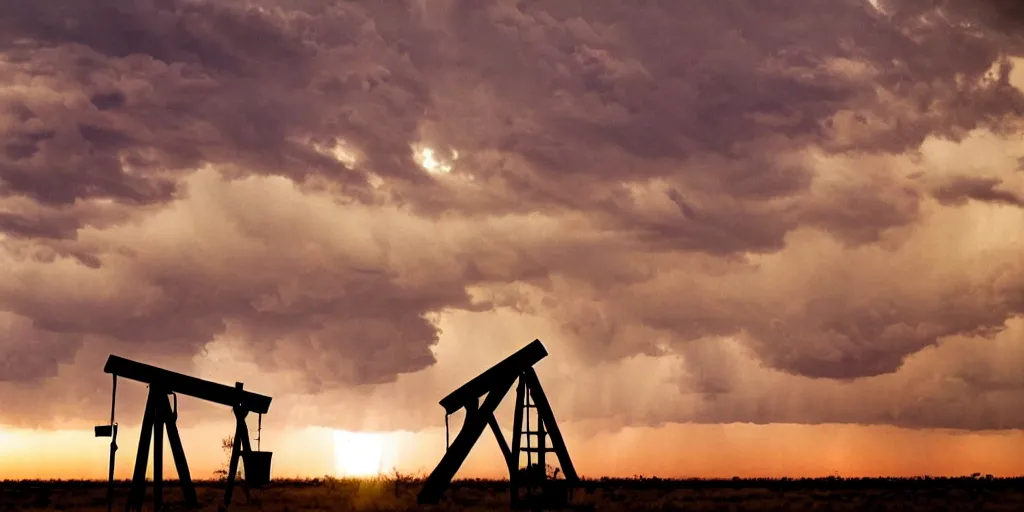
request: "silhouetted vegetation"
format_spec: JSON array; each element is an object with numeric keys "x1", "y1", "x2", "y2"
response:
[
  {"x1": 2, "y1": 474, "x2": 1022, "y2": 511},
  {"x1": 213, "y1": 435, "x2": 242, "y2": 482}
]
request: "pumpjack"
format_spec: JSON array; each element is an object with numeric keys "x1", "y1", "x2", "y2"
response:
[
  {"x1": 94, "y1": 355, "x2": 274, "y2": 512},
  {"x1": 417, "y1": 339, "x2": 579, "y2": 508}
]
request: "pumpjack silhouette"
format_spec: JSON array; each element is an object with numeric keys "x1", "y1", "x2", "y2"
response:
[
  {"x1": 417, "y1": 339, "x2": 579, "y2": 508},
  {"x1": 94, "y1": 355, "x2": 274, "y2": 512}
]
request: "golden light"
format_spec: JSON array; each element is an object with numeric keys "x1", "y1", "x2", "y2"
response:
[
  {"x1": 1010, "y1": 57, "x2": 1024, "y2": 93},
  {"x1": 308, "y1": 139, "x2": 387, "y2": 188},
  {"x1": 332, "y1": 430, "x2": 384, "y2": 477},
  {"x1": 415, "y1": 147, "x2": 454, "y2": 174},
  {"x1": 310, "y1": 141, "x2": 359, "y2": 168},
  {"x1": 328, "y1": 145, "x2": 359, "y2": 168},
  {"x1": 306, "y1": 138, "x2": 362, "y2": 170}
]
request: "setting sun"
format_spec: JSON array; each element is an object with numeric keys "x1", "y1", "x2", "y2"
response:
[{"x1": 332, "y1": 430, "x2": 384, "y2": 478}]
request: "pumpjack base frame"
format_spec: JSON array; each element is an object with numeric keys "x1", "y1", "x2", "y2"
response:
[
  {"x1": 507, "y1": 368, "x2": 579, "y2": 509},
  {"x1": 417, "y1": 340, "x2": 579, "y2": 508},
  {"x1": 123, "y1": 386, "x2": 259, "y2": 512},
  {"x1": 125, "y1": 386, "x2": 199, "y2": 512},
  {"x1": 99, "y1": 351, "x2": 272, "y2": 512}
]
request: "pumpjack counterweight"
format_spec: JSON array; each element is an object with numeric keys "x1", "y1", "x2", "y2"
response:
[
  {"x1": 417, "y1": 339, "x2": 579, "y2": 508},
  {"x1": 95, "y1": 355, "x2": 274, "y2": 512}
]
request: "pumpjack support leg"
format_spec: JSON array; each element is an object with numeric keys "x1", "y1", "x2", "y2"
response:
[
  {"x1": 225, "y1": 406, "x2": 253, "y2": 507},
  {"x1": 153, "y1": 410, "x2": 164, "y2": 511},
  {"x1": 157, "y1": 393, "x2": 198, "y2": 507},
  {"x1": 417, "y1": 376, "x2": 518, "y2": 504},
  {"x1": 522, "y1": 368, "x2": 578, "y2": 481},
  {"x1": 510, "y1": 377, "x2": 527, "y2": 506},
  {"x1": 124, "y1": 388, "x2": 199, "y2": 512},
  {"x1": 487, "y1": 414, "x2": 515, "y2": 475},
  {"x1": 509, "y1": 368, "x2": 579, "y2": 508},
  {"x1": 126, "y1": 390, "x2": 157, "y2": 512}
]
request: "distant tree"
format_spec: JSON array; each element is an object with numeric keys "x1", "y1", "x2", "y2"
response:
[{"x1": 213, "y1": 435, "x2": 243, "y2": 481}]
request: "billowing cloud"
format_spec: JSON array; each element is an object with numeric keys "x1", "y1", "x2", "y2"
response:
[{"x1": 1, "y1": 0, "x2": 1023, "y2": 433}]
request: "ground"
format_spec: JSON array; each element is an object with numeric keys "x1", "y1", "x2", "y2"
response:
[{"x1": 1, "y1": 476, "x2": 1022, "y2": 511}]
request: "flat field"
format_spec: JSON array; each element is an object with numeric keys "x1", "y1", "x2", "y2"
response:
[{"x1": 1, "y1": 476, "x2": 1022, "y2": 511}]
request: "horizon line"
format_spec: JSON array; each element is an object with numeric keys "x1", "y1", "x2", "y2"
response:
[{"x1": 4, "y1": 474, "x2": 1023, "y2": 484}]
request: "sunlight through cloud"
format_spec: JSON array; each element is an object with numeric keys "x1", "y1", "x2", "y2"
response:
[
  {"x1": 414, "y1": 146, "x2": 457, "y2": 174},
  {"x1": 332, "y1": 430, "x2": 385, "y2": 477},
  {"x1": 308, "y1": 139, "x2": 386, "y2": 188},
  {"x1": 313, "y1": 141, "x2": 360, "y2": 168}
]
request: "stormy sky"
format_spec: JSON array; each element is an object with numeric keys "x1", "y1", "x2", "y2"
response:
[{"x1": 1, "y1": 0, "x2": 1024, "y2": 450}]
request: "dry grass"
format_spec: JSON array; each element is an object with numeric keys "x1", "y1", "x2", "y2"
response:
[{"x1": 2, "y1": 475, "x2": 1023, "y2": 511}]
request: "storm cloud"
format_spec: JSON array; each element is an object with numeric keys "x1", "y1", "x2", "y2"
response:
[{"x1": 1, "y1": 0, "x2": 1023, "y2": 432}]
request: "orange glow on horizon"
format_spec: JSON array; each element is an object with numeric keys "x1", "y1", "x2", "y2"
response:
[{"x1": 2, "y1": 423, "x2": 1023, "y2": 481}]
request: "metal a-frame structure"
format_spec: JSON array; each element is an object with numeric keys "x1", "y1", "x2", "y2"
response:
[
  {"x1": 417, "y1": 339, "x2": 579, "y2": 507},
  {"x1": 95, "y1": 355, "x2": 273, "y2": 512}
]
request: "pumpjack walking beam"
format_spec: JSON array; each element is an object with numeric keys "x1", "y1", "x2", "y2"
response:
[
  {"x1": 99, "y1": 355, "x2": 273, "y2": 512},
  {"x1": 417, "y1": 339, "x2": 579, "y2": 506}
]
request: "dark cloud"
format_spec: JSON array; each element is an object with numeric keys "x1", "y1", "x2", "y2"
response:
[
  {"x1": 538, "y1": 199, "x2": 1024, "y2": 383},
  {"x1": 406, "y1": 0, "x2": 1023, "y2": 252},
  {"x1": 682, "y1": 320, "x2": 1024, "y2": 430},
  {"x1": 0, "y1": 311, "x2": 83, "y2": 383},
  {"x1": 2, "y1": 0, "x2": 1020, "y2": 239},
  {"x1": 933, "y1": 175, "x2": 1024, "y2": 206},
  {"x1": 881, "y1": 0, "x2": 1024, "y2": 40},
  {"x1": 0, "y1": 0, "x2": 1023, "y2": 434},
  {"x1": 0, "y1": 0, "x2": 437, "y2": 212}
]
